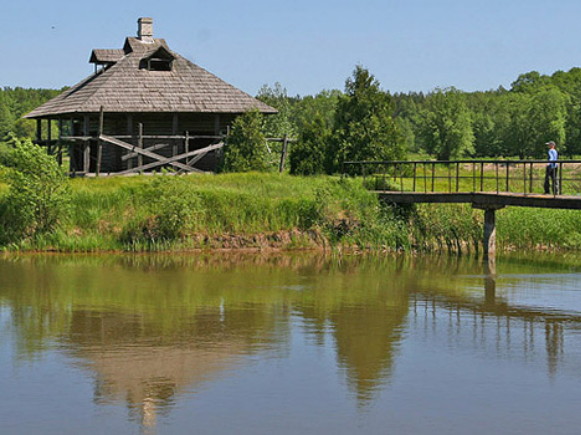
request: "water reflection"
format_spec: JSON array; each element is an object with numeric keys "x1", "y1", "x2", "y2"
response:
[{"x1": 1, "y1": 253, "x2": 580, "y2": 432}]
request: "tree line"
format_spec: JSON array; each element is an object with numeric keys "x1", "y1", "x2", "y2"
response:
[{"x1": 3, "y1": 66, "x2": 581, "y2": 175}]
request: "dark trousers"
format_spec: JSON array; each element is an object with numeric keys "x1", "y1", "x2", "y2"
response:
[{"x1": 544, "y1": 166, "x2": 559, "y2": 194}]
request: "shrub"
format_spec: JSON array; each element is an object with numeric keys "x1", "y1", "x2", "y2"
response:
[
  {"x1": 120, "y1": 176, "x2": 204, "y2": 246},
  {"x1": 220, "y1": 110, "x2": 269, "y2": 173},
  {"x1": 0, "y1": 138, "x2": 70, "y2": 244}
]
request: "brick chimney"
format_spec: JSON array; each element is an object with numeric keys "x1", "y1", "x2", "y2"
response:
[{"x1": 137, "y1": 17, "x2": 154, "y2": 43}]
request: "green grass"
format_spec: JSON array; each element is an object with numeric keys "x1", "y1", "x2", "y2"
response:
[{"x1": 1, "y1": 172, "x2": 581, "y2": 253}]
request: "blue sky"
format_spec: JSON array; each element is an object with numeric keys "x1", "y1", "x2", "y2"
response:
[{"x1": 2, "y1": 0, "x2": 581, "y2": 96}]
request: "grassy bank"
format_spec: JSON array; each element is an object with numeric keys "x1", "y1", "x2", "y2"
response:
[{"x1": 1, "y1": 173, "x2": 580, "y2": 252}]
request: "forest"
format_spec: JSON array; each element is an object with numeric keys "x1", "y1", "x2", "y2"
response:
[{"x1": 1, "y1": 65, "x2": 581, "y2": 175}]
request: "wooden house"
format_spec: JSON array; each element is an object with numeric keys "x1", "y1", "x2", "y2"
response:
[{"x1": 25, "y1": 17, "x2": 277, "y2": 174}]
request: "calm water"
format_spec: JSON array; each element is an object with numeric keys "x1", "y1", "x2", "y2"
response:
[{"x1": 1, "y1": 253, "x2": 581, "y2": 435}]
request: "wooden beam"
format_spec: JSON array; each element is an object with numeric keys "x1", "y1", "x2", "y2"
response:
[
  {"x1": 126, "y1": 114, "x2": 133, "y2": 170},
  {"x1": 47, "y1": 119, "x2": 52, "y2": 154},
  {"x1": 36, "y1": 119, "x2": 42, "y2": 144},
  {"x1": 121, "y1": 143, "x2": 171, "y2": 161},
  {"x1": 137, "y1": 123, "x2": 144, "y2": 170},
  {"x1": 57, "y1": 119, "x2": 63, "y2": 165},
  {"x1": 99, "y1": 134, "x2": 216, "y2": 173},
  {"x1": 113, "y1": 141, "x2": 224, "y2": 175},
  {"x1": 278, "y1": 134, "x2": 289, "y2": 173},
  {"x1": 83, "y1": 115, "x2": 90, "y2": 173},
  {"x1": 214, "y1": 114, "x2": 220, "y2": 135},
  {"x1": 172, "y1": 114, "x2": 179, "y2": 158},
  {"x1": 96, "y1": 107, "x2": 104, "y2": 176},
  {"x1": 483, "y1": 208, "x2": 496, "y2": 260}
]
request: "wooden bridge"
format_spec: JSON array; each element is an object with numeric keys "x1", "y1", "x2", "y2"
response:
[{"x1": 343, "y1": 159, "x2": 581, "y2": 258}]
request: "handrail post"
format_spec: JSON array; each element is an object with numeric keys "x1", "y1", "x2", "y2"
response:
[
  {"x1": 456, "y1": 162, "x2": 460, "y2": 192},
  {"x1": 559, "y1": 162, "x2": 563, "y2": 195},
  {"x1": 523, "y1": 162, "x2": 527, "y2": 195},
  {"x1": 413, "y1": 162, "x2": 417, "y2": 192},
  {"x1": 431, "y1": 163, "x2": 435, "y2": 192},
  {"x1": 505, "y1": 162, "x2": 510, "y2": 192}
]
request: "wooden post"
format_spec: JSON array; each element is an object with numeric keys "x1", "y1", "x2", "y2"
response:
[
  {"x1": 473, "y1": 204, "x2": 504, "y2": 263},
  {"x1": 47, "y1": 119, "x2": 52, "y2": 154},
  {"x1": 36, "y1": 119, "x2": 42, "y2": 145},
  {"x1": 172, "y1": 114, "x2": 179, "y2": 159},
  {"x1": 214, "y1": 114, "x2": 221, "y2": 135},
  {"x1": 83, "y1": 115, "x2": 90, "y2": 174},
  {"x1": 138, "y1": 123, "x2": 144, "y2": 172},
  {"x1": 57, "y1": 119, "x2": 63, "y2": 166},
  {"x1": 185, "y1": 131, "x2": 190, "y2": 155},
  {"x1": 127, "y1": 115, "x2": 134, "y2": 170},
  {"x1": 278, "y1": 134, "x2": 289, "y2": 173},
  {"x1": 96, "y1": 107, "x2": 104, "y2": 176},
  {"x1": 483, "y1": 208, "x2": 496, "y2": 259}
]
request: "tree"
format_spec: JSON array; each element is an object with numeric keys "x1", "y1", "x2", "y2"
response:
[
  {"x1": 527, "y1": 86, "x2": 568, "y2": 157},
  {"x1": 330, "y1": 66, "x2": 405, "y2": 172},
  {"x1": 289, "y1": 114, "x2": 332, "y2": 175},
  {"x1": 420, "y1": 88, "x2": 474, "y2": 160},
  {"x1": 220, "y1": 110, "x2": 269, "y2": 172},
  {"x1": 256, "y1": 82, "x2": 297, "y2": 138},
  {"x1": 0, "y1": 138, "x2": 70, "y2": 242}
]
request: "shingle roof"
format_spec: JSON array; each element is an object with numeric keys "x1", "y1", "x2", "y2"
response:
[
  {"x1": 90, "y1": 49, "x2": 125, "y2": 64},
  {"x1": 25, "y1": 37, "x2": 276, "y2": 118}
]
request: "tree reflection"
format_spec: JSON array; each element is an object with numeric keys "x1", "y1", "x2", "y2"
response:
[{"x1": 0, "y1": 252, "x2": 580, "y2": 430}]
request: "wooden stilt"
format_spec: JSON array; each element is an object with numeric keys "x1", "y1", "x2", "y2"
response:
[
  {"x1": 57, "y1": 119, "x2": 63, "y2": 166},
  {"x1": 279, "y1": 134, "x2": 289, "y2": 173},
  {"x1": 172, "y1": 114, "x2": 179, "y2": 159},
  {"x1": 483, "y1": 208, "x2": 497, "y2": 260},
  {"x1": 36, "y1": 119, "x2": 42, "y2": 145},
  {"x1": 138, "y1": 123, "x2": 143, "y2": 171},
  {"x1": 47, "y1": 119, "x2": 52, "y2": 154},
  {"x1": 83, "y1": 115, "x2": 90, "y2": 173},
  {"x1": 127, "y1": 114, "x2": 134, "y2": 170},
  {"x1": 96, "y1": 107, "x2": 104, "y2": 176}
]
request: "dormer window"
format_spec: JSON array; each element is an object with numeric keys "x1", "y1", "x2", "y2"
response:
[{"x1": 141, "y1": 47, "x2": 174, "y2": 71}]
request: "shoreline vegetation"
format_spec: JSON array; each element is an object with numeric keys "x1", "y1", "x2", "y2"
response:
[{"x1": 1, "y1": 169, "x2": 580, "y2": 254}]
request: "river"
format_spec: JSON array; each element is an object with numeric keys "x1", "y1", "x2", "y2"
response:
[{"x1": 1, "y1": 253, "x2": 580, "y2": 434}]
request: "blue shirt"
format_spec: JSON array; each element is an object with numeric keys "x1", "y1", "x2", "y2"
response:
[{"x1": 548, "y1": 148, "x2": 558, "y2": 169}]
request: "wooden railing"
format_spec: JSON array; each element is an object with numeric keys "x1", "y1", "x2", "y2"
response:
[{"x1": 343, "y1": 160, "x2": 581, "y2": 196}]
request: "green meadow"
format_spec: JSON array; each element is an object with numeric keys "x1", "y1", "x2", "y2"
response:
[{"x1": 1, "y1": 172, "x2": 580, "y2": 253}]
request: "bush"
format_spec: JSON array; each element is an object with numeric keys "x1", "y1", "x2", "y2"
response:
[
  {"x1": 120, "y1": 176, "x2": 204, "y2": 246},
  {"x1": 0, "y1": 138, "x2": 70, "y2": 244},
  {"x1": 220, "y1": 110, "x2": 269, "y2": 173}
]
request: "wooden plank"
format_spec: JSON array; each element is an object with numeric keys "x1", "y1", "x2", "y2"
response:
[
  {"x1": 115, "y1": 142, "x2": 224, "y2": 175},
  {"x1": 121, "y1": 143, "x2": 171, "y2": 161},
  {"x1": 178, "y1": 145, "x2": 216, "y2": 173},
  {"x1": 99, "y1": 134, "x2": 213, "y2": 173}
]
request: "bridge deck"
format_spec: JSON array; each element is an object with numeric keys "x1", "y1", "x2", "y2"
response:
[{"x1": 377, "y1": 191, "x2": 581, "y2": 210}]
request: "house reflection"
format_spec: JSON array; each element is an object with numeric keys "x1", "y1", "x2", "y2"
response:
[{"x1": 1, "y1": 253, "x2": 580, "y2": 429}]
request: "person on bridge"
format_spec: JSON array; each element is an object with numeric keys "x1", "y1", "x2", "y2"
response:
[{"x1": 544, "y1": 141, "x2": 559, "y2": 195}]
